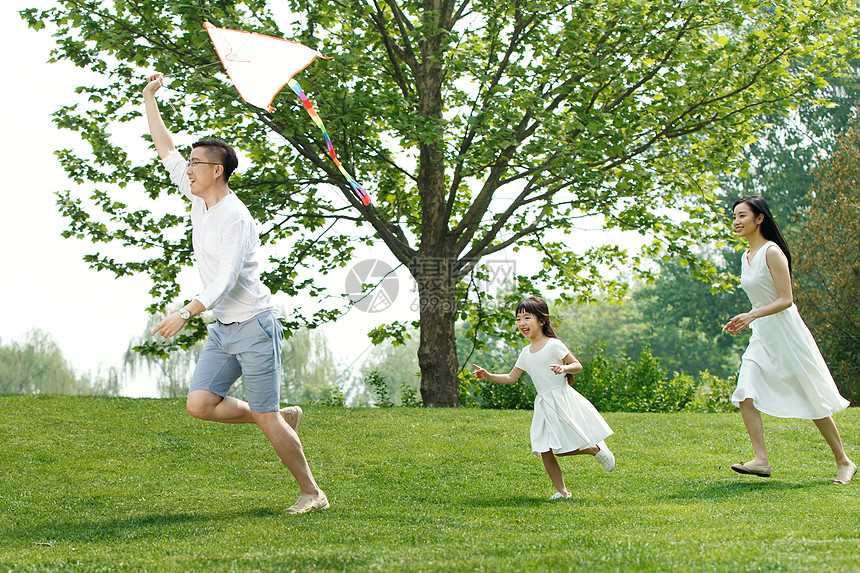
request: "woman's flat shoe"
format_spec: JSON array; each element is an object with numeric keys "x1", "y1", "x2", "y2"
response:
[
  {"x1": 284, "y1": 492, "x2": 330, "y2": 514},
  {"x1": 833, "y1": 462, "x2": 857, "y2": 485},
  {"x1": 731, "y1": 462, "x2": 772, "y2": 477}
]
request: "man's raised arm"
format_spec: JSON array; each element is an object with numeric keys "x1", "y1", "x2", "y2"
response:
[{"x1": 142, "y1": 72, "x2": 177, "y2": 159}]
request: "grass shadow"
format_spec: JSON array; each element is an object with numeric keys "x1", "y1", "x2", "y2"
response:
[
  {"x1": 663, "y1": 479, "x2": 830, "y2": 502},
  {"x1": 462, "y1": 495, "x2": 551, "y2": 509},
  {"x1": 6, "y1": 506, "x2": 279, "y2": 545}
]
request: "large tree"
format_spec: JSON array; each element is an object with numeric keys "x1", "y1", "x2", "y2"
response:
[
  {"x1": 793, "y1": 117, "x2": 860, "y2": 402},
  {"x1": 25, "y1": 0, "x2": 858, "y2": 405}
]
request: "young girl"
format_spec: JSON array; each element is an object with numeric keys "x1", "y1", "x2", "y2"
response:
[
  {"x1": 473, "y1": 296, "x2": 614, "y2": 500},
  {"x1": 723, "y1": 195, "x2": 855, "y2": 483}
]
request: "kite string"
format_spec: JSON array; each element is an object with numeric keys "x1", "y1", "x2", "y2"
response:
[{"x1": 287, "y1": 78, "x2": 371, "y2": 206}]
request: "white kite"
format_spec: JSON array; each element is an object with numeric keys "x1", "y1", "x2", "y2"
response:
[{"x1": 204, "y1": 22, "x2": 371, "y2": 206}]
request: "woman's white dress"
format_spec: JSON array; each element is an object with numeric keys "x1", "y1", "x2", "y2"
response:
[
  {"x1": 515, "y1": 338, "x2": 613, "y2": 455},
  {"x1": 731, "y1": 241, "x2": 849, "y2": 419}
]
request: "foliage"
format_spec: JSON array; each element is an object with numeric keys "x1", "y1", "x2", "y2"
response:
[
  {"x1": 365, "y1": 370, "x2": 394, "y2": 408},
  {"x1": 552, "y1": 295, "x2": 648, "y2": 361},
  {"x1": 399, "y1": 381, "x2": 422, "y2": 408},
  {"x1": 684, "y1": 371, "x2": 738, "y2": 413},
  {"x1": 632, "y1": 252, "x2": 751, "y2": 378},
  {"x1": 77, "y1": 366, "x2": 122, "y2": 397},
  {"x1": 722, "y1": 61, "x2": 860, "y2": 231},
  {"x1": 125, "y1": 309, "x2": 339, "y2": 401},
  {"x1": 0, "y1": 330, "x2": 117, "y2": 396},
  {"x1": 793, "y1": 116, "x2": 860, "y2": 403},
  {"x1": 24, "y1": 0, "x2": 860, "y2": 406},
  {"x1": 3, "y1": 395, "x2": 860, "y2": 572},
  {"x1": 456, "y1": 369, "x2": 482, "y2": 408},
  {"x1": 280, "y1": 327, "x2": 339, "y2": 404},
  {"x1": 360, "y1": 334, "x2": 420, "y2": 406},
  {"x1": 124, "y1": 312, "x2": 207, "y2": 398},
  {"x1": 314, "y1": 383, "x2": 346, "y2": 407},
  {"x1": 575, "y1": 344, "x2": 705, "y2": 413},
  {"x1": 476, "y1": 371, "x2": 537, "y2": 411}
]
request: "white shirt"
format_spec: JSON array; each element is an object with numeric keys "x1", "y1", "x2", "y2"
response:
[
  {"x1": 163, "y1": 151, "x2": 273, "y2": 323},
  {"x1": 514, "y1": 338, "x2": 572, "y2": 394}
]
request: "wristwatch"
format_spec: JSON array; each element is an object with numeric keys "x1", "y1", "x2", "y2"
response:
[{"x1": 178, "y1": 308, "x2": 191, "y2": 320}]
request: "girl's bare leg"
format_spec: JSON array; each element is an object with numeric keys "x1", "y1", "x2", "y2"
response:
[
  {"x1": 541, "y1": 451, "x2": 570, "y2": 496},
  {"x1": 556, "y1": 445, "x2": 599, "y2": 457}
]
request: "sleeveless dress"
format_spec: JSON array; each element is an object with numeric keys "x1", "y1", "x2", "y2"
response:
[
  {"x1": 731, "y1": 241, "x2": 850, "y2": 419},
  {"x1": 515, "y1": 338, "x2": 613, "y2": 456}
]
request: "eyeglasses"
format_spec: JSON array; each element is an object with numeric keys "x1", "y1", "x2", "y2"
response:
[{"x1": 186, "y1": 160, "x2": 221, "y2": 170}]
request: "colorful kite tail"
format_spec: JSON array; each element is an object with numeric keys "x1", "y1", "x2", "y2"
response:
[{"x1": 287, "y1": 78, "x2": 371, "y2": 206}]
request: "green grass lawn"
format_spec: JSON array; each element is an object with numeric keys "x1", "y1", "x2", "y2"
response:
[{"x1": 1, "y1": 395, "x2": 858, "y2": 572}]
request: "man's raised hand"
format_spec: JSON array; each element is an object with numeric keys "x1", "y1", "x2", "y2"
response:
[{"x1": 143, "y1": 72, "x2": 164, "y2": 97}]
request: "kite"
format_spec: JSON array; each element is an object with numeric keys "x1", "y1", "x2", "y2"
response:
[{"x1": 204, "y1": 22, "x2": 371, "y2": 206}]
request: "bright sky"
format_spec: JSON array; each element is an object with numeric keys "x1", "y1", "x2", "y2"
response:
[{"x1": 2, "y1": 1, "x2": 159, "y2": 395}]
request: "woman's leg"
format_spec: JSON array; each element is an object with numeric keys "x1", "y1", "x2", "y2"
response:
[
  {"x1": 541, "y1": 451, "x2": 569, "y2": 496},
  {"x1": 812, "y1": 416, "x2": 856, "y2": 483},
  {"x1": 738, "y1": 399, "x2": 770, "y2": 467}
]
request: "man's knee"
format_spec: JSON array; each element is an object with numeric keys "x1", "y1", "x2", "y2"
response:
[{"x1": 187, "y1": 390, "x2": 221, "y2": 420}]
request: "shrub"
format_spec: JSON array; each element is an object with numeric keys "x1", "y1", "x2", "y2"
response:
[
  {"x1": 685, "y1": 371, "x2": 737, "y2": 413},
  {"x1": 476, "y1": 371, "x2": 536, "y2": 410},
  {"x1": 315, "y1": 384, "x2": 346, "y2": 407},
  {"x1": 574, "y1": 345, "x2": 699, "y2": 412},
  {"x1": 365, "y1": 371, "x2": 394, "y2": 407},
  {"x1": 572, "y1": 344, "x2": 624, "y2": 411},
  {"x1": 400, "y1": 381, "x2": 422, "y2": 407},
  {"x1": 457, "y1": 369, "x2": 482, "y2": 408}
]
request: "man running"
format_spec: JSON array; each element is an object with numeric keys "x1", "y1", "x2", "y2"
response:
[{"x1": 143, "y1": 72, "x2": 328, "y2": 514}]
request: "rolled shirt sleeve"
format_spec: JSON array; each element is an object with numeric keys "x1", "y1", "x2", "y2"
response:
[{"x1": 162, "y1": 151, "x2": 193, "y2": 200}]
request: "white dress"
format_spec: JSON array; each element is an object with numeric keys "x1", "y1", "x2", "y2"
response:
[
  {"x1": 731, "y1": 241, "x2": 850, "y2": 419},
  {"x1": 515, "y1": 338, "x2": 613, "y2": 455}
]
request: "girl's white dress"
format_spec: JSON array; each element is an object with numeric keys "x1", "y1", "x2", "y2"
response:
[
  {"x1": 731, "y1": 241, "x2": 850, "y2": 419},
  {"x1": 515, "y1": 338, "x2": 613, "y2": 455}
]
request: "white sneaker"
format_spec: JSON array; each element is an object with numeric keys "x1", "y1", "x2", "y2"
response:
[
  {"x1": 548, "y1": 492, "x2": 570, "y2": 501},
  {"x1": 594, "y1": 441, "x2": 615, "y2": 472},
  {"x1": 280, "y1": 406, "x2": 303, "y2": 430}
]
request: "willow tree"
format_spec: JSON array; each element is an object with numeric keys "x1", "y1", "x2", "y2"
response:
[{"x1": 24, "y1": 0, "x2": 857, "y2": 405}]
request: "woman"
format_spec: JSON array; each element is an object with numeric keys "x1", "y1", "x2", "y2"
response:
[{"x1": 723, "y1": 195, "x2": 854, "y2": 483}]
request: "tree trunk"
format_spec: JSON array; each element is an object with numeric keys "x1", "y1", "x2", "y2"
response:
[
  {"x1": 413, "y1": 1, "x2": 459, "y2": 406},
  {"x1": 415, "y1": 271, "x2": 461, "y2": 407}
]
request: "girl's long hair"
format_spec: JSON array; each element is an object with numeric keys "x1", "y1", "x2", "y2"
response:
[
  {"x1": 733, "y1": 195, "x2": 792, "y2": 275},
  {"x1": 515, "y1": 296, "x2": 573, "y2": 383}
]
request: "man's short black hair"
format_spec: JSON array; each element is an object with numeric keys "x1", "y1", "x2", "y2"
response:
[{"x1": 191, "y1": 139, "x2": 239, "y2": 181}]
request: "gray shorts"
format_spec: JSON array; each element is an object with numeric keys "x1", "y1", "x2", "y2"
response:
[{"x1": 189, "y1": 309, "x2": 283, "y2": 413}]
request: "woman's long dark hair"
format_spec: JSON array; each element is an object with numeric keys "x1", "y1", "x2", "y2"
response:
[
  {"x1": 515, "y1": 296, "x2": 573, "y2": 383},
  {"x1": 733, "y1": 195, "x2": 792, "y2": 275}
]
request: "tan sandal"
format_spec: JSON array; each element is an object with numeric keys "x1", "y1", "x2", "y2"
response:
[
  {"x1": 833, "y1": 462, "x2": 857, "y2": 485},
  {"x1": 284, "y1": 492, "x2": 330, "y2": 514},
  {"x1": 731, "y1": 462, "x2": 772, "y2": 477}
]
